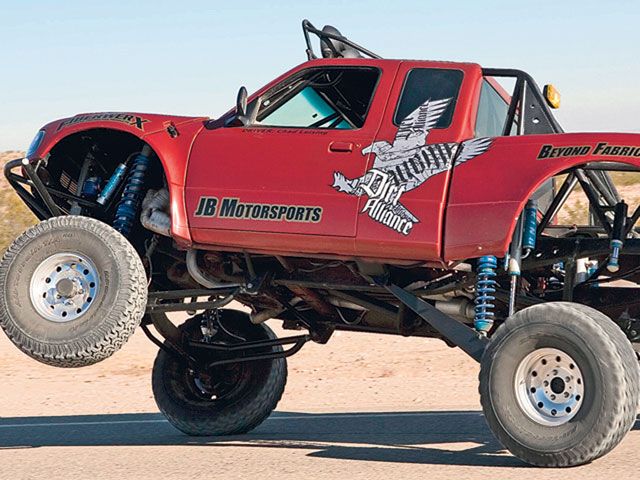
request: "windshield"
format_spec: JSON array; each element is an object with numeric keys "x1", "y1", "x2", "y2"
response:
[
  {"x1": 255, "y1": 67, "x2": 380, "y2": 129},
  {"x1": 260, "y1": 86, "x2": 351, "y2": 129}
]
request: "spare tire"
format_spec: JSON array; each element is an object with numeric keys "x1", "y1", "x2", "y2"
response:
[{"x1": 0, "y1": 216, "x2": 147, "y2": 367}]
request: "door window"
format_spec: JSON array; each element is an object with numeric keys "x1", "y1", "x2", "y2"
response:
[
  {"x1": 256, "y1": 67, "x2": 380, "y2": 129},
  {"x1": 475, "y1": 79, "x2": 511, "y2": 137},
  {"x1": 394, "y1": 68, "x2": 463, "y2": 127}
]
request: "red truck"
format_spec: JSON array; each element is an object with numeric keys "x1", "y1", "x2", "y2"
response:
[{"x1": 2, "y1": 20, "x2": 639, "y2": 467}]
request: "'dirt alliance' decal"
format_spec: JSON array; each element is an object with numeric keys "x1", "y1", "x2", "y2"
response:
[
  {"x1": 194, "y1": 197, "x2": 323, "y2": 223},
  {"x1": 538, "y1": 142, "x2": 640, "y2": 159},
  {"x1": 57, "y1": 113, "x2": 150, "y2": 132},
  {"x1": 332, "y1": 98, "x2": 492, "y2": 236}
]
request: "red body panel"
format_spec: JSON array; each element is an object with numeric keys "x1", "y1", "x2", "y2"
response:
[
  {"x1": 185, "y1": 59, "x2": 488, "y2": 261},
  {"x1": 186, "y1": 60, "x2": 400, "y2": 254},
  {"x1": 445, "y1": 132, "x2": 640, "y2": 260},
  {"x1": 25, "y1": 59, "x2": 640, "y2": 264},
  {"x1": 354, "y1": 61, "x2": 483, "y2": 261}
]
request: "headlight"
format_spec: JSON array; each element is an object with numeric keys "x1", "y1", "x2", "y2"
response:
[{"x1": 26, "y1": 130, "x2": 45, "y2": 159}]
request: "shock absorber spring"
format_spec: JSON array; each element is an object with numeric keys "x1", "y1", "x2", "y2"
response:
[
  {"x1": 474, "y1": 255, "x2": 498, "y2": 334},
  {"x1": 113, "y1": 145, "x2": 152, "y2": 237}
]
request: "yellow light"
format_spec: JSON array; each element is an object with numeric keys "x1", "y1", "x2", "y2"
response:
[{"x1": 543, "y1": 84, "x2": 561, "y2": 109}]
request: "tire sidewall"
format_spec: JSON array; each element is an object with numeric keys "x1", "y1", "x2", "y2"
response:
[
  {"x1": 152, "y1": 311, "x2": 287, "y2": 436},
  {"x1": 3, "y1": 222, "x2": 122, "y2": 344},
  {"x1": 480, "y1": 304, "x2": 628, "y2": 465}
]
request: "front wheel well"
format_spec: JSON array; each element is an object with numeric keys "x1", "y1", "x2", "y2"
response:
[
  {"x1": 45, "y1": 128, "x2": 167, "y2": 206},
  {"x1": 35, "y1": 128, "x2": 171, "y2": 259}
]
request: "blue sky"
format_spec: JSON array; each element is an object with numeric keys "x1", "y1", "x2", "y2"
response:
[{"x1": 1, "y1": 0, "x2": 638, "y2": 150}]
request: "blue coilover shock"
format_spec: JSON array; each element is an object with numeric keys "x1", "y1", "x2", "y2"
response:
[
  {"x1": 474, "y1": 255, "x2": 498, "y2": 334},
  {"x1": 113, "y1": 145, "x2": 152, "y2": 237}
]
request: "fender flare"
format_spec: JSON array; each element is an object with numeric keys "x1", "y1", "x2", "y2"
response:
[{"x1": 30, "y1": 122, "x2": 203, "y2": 246}]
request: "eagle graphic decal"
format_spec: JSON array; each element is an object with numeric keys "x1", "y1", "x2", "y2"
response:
[{"x1": 332, "y1": 98, "x2": 492, "y2": 235}]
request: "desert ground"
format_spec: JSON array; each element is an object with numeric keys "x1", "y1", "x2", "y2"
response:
[{"x1": 0, "y1": 150, "x2": 639, "y2": 479}]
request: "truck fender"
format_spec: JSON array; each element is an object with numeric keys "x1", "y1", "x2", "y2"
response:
[
  {"x1": 27, "y1": 114, "x2": 207, "y2": 246},
  {"x1": 444, "y1": 132, "x2": 640, "y2": 261}
]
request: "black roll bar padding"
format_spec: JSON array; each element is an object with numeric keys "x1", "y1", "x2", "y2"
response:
[
  {"x1": 579, "y1": 162, "x2": 640, "y2": 172},
  {"x1": 501, "y1": 75, "x2": 524, "y2": 136},
  {"x1": 537, "y1": 173, "x2": 578, "y2": 236},
  {"x1": 301, "y1": 19, "x2": 382, "y2": 60},
  {"x1": 574, "y1": 169, "x2": 613, "y2": 234},
  {"x1": 628, "y1": 206, "x2": 640, "y2": 235},
  {"x1": 584, "y1": 169, "x2": 621, "y2": 206}
]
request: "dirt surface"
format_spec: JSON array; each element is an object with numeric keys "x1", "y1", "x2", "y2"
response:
[{"x1": 0, "y1": 306, "x2": 638, "y2": 480}]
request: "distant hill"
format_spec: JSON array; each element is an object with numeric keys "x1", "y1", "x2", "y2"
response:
[{"x1": 0, "y1": 151, "x2": 36, "y2": 251}]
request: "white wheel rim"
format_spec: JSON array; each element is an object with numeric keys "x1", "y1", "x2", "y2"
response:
[
  {"x1": 514, "y1": 347, "x2": 584, "y2": 426},
  {"x1": 29, "y1": 252, "x2": 100, "y2": 323}
]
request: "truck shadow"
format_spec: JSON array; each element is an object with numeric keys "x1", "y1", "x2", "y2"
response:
[{"x1": 0, "y1": 411, "x2": 638, "y2": 467}]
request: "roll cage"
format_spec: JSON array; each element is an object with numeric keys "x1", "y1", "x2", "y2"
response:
[{"x1": 302, "y1": 19, "x2": 562, "y2": 136}]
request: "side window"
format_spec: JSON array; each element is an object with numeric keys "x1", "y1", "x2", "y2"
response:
[
  {"x1": 394, "y1": 68, "x2": 464, "y2": 128},
  {"x1": 475, "y1": 80, "x2": 510, "y2": 137},
  {"x1": 256, "y1": 67, "x2": 380, "y2": 129}
]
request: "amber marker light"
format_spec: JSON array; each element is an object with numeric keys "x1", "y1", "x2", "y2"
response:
[{"x1": 543, "y1": 84, "x2": 561, "y2": 109}]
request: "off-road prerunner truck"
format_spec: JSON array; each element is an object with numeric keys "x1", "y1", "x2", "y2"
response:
[{"x1": 2, "y1": 20, "x2": 640, "y2": 467}]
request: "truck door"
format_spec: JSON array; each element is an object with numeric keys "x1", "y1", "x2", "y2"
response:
[
  {"x1": 186, "y1": 64, "x2": 395, "y2": 251},
  {"x1": 354, "y1": 62, "x2": 480, "y2": 261}
]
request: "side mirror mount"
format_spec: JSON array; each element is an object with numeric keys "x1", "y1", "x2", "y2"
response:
[
  {"x1": 235, "y1": 86, "x2": 262, "y2": 126},
  {"x1": 236, "y1": 86, "x2": 248, "y2": 119}
]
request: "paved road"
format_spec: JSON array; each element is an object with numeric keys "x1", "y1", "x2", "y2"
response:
[
  {"x1": 1, "y1": 326, "x2": 639, "y2": 479},
  {"x1": 0, "y1": 410, "x2": 638, "y2": 480}
]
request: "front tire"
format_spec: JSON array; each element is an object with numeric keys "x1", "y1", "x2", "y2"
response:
[
  {"x1": 152, "y1": 310, "x2": 287, "y2": 436},
  {"x1": 0, "y1": 216, "x2": 147, "y2": 367},
  {"x1": 479, "y1": 302, "x2": 639, "y2": 467}
]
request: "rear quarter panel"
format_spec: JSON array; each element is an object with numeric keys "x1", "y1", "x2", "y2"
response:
[{"x1": 444, "y1": 132, "x2": 640, "y2": 261}]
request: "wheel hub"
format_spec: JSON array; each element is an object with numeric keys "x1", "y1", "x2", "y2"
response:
[
  {"x1": 55, "y1": 278, "x2": 78, "y2": 298},
  {"x1": 29, "y1": 253, "x2": 100, "y2": 323},
  {"x1": 514, "y1": 347, "x2": 584, "y2": 426}
]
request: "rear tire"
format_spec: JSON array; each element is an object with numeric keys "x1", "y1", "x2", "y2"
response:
[
  {"x1": 479, "y1": 302, "x2": 639, "y2": 467},
  {"x1": 0, "y1": 216, "x2": 147, "y2": 367},
  {"x1": 152, "y1": 310, "x2": 287, "y2": 436}
]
